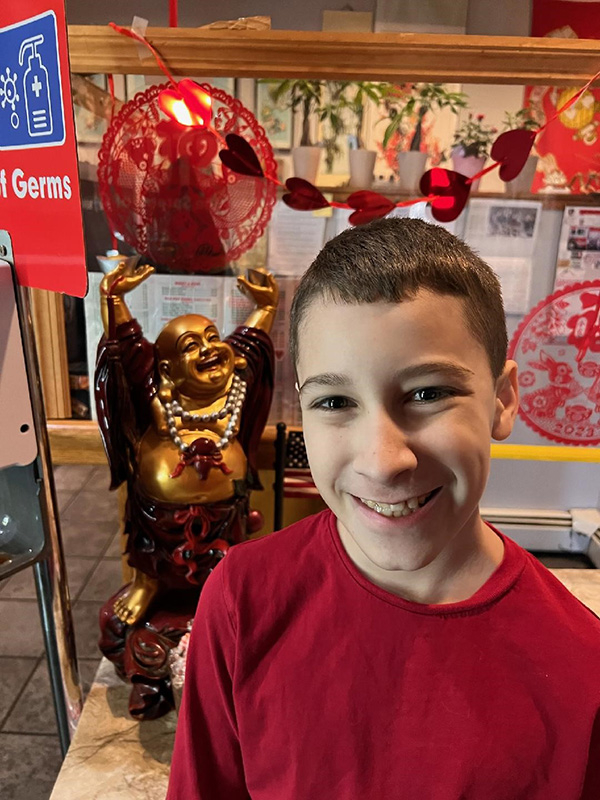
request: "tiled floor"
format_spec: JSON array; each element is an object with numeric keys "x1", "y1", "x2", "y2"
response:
[
  {"x1": 0, "y1": 464, "x2": 124, "y2": 800},
  {"x1": 0, "y1": 464, "x2": 595, "y2": 799}
]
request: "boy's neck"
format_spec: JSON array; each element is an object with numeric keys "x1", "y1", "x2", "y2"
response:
[{"x1": 336, "y1": 514, "x2": 505, "y2": 605}]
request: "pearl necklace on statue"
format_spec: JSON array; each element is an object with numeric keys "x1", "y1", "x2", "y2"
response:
[{"x1": 161, "y1": 374, "x2": 247, "y2": 454}]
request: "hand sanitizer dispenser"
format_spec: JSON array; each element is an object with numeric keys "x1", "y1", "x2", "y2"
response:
[{"x1": 19, "y1": 34, "x2": 53, "y2": 138}]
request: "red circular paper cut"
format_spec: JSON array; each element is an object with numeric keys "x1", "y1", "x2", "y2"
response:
[
  {"x1": 98, "y1": 83, "x2": 277, "y2": 273},
  {"x1": 508, "y1": 280, "x2": 600, "y2": 445}
]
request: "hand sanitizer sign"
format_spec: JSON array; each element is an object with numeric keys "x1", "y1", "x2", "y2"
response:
[
  {"x1": 21, "y1": 33, "x2": 56, "y2": 140},
  {"x1": 0, "y1": 15, "x2": 64, "y2": 149},
  {"x1": 0, "y1": 2, "x2": 86, "y2": 297}
]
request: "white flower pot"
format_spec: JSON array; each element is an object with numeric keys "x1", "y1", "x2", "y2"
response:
[
  {"x1": 451, "y1": 148, "x2": 486, "y2": 192},
  {"x1": 292, "y1": 146, "x2": 322, "y2": 184},
  {"x1": 396, "y1": 151, "x2": 428, "y2": 194},
  {"x1": 504, "y1": 155, "x2": 539, "y2": 196},
  {"x1": 348, "y1": 149, "x2": 377, "y2": 190}
]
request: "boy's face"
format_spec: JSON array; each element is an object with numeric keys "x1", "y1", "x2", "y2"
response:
[{"x1": 296, "y1": 291, "x2": 518, "y2": 574}]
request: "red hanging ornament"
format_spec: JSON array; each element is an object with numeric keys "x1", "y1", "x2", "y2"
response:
[
  {"x1": 346, "y1": 191, "x2": 396, "y2": 226},
  {"x1": 490, "y1": 128, "x2": 537, "y2": 182},
  {"x1": 219, "y1": 133, "x2": 265, "y2": 177},
  {"x1": 419, "y1": 168, "x2": 471, "y2": 223},
  {"x1": 159, "y1": 79, "x2": 212, "y2": 128},
  {"x1": 282, "y1": 178, "x2": 330, "y2": 211},
  {"x1": 98, "y1": 82, "x2": 277, "y2": 273}
]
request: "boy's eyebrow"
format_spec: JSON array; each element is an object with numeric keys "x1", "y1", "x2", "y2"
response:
[
  {"x1": 299, "y1": 362, "x2": 475, "y2": 394},
  {"x1": 298, "y1": 373, "x2": 351, "y2": 394},
  {"x1": 392, "y1": 361, "x2": 476, "y2": 382}
]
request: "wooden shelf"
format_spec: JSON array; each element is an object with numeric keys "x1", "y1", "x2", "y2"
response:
[
  {"x1": 67, "y1": 27, "x2": 600, "y2": 86},
  {"x1": 313, "y1": 185, "x2": 600, "y2": 210}
]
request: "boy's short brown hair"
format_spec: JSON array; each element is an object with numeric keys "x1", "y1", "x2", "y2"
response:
[{"x1": 289, "y1": 217, "x2": 508, "y2": 380}]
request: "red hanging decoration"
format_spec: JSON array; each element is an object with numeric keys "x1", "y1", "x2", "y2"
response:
[
  {"x1": 346, "y1": 191, "x2": 396, "y2": 225},
  {"x1": 219, "y1": 133, "x2": 265, "y2": 177},
  {"x1": 490, "y1": 129, "x2": 537, "y2": 182},
  {"x1": 419, "y1": 169, "x2": 471, "y2": 223},
  {"x1": 98, "y1": 82, "x2": 277, "y2": 273},
  {"x1": 105, "y1": 21, "x2": 600, "y2": 229},
  {"x1": 159, "y1": 79, "x2": 212, "y2": 128},
  {"x1": 169, "y1": 0, "x2": 178, "y2": 27},
  {"x1": 282, "y1": 178, "x2": 330, "y2": 211}
]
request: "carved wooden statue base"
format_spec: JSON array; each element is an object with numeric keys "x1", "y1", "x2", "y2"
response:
[{"x1": 98, "y1": 505, "x2": 264, "y2": 720}]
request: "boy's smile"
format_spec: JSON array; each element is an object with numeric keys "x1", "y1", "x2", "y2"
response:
[{"x1": 297, "y1": 291, "x2": 519, "y2": 603}]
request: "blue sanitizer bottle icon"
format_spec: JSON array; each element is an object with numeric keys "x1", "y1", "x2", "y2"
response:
[{"x1": 19, "y1": 34, "x2": 53, "y2": 138}]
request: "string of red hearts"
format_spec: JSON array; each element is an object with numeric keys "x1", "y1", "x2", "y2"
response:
[{"x1": 108, "y1": 22, "x2": 600, "y2": 225}]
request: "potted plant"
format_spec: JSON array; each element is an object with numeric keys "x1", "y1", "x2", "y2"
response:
[
  {"x1": 319, "y1": 81, "x2": 348, "y2": 175},
  {"x1": 267, "y1": 79, "x2": 323, "y2": 183},
  {"x1": 382, "y1": 83, "x2": 466, "y2": 192},
  {"x1": 341, "y1": 81, "x2": 390, "y2": 188},
  {"x1": 501, "y1": 105, "x2": 540, "y2": 195},
  {"x1": 451, "y1": 112, "x2": 497, "y2": 191}
]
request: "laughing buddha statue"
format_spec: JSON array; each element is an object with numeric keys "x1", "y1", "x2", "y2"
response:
[{"x1": 95, "y1": 259, "x2": 277, "y2": 718}]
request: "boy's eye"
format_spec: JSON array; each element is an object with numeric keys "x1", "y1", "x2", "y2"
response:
[
  {"x1": 312, "y1": 396, "x2": 353, "y2": 412},
  {"x1": 410, "y1": 387, "x2": 453, "y2": 404}
]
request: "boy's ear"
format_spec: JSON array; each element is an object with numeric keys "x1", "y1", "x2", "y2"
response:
[{"x1": 492, "y1": 360, "x2": 519, "y2": 441}]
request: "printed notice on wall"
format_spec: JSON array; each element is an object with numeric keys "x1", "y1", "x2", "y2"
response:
[
  {"x1": 463, "y1": 198, "x2": 542, "y2": 314},
  {"x1": 553, "y1": 206, "x2": 600, "y2": 290},
  {"x1": 267, "y1": 201, "x2": 327, "y2": 276}
]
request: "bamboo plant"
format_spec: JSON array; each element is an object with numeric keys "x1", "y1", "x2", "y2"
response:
[
  {"x1": 266, "y1": 79, "x2": 323, "y2": 147},
  {"x1": 383, "y1": 83, "x2": 466, "y2": 152}
]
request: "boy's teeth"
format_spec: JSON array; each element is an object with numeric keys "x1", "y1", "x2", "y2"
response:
[{"x1": 360, "y1": 493, "x2": 431, "y2": 517}]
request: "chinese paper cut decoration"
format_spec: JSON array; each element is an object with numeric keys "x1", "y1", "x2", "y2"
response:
[
  {"x1": 97, "y1": 82, "x2": 277, "y2": 273},
  {"x1": 508, "y1": 280, "x2": 600, "y2": 446}
]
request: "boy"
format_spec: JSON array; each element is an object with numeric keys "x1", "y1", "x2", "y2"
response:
[{"x1": 167, "y1": 218, "x2": 600, "y2": 799}]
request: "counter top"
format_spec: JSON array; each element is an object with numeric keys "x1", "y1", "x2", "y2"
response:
[{"x1": 50, "y1": 568, "x2": 600, "y2": 800}]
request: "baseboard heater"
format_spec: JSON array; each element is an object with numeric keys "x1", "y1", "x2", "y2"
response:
[{"x1": 481, "y1": 508, "x2": 600, "y2": 564}]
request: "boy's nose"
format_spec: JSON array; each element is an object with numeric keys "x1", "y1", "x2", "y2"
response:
[{"x1": 351, "y1": 411, "x2": 418, "y2": 484}]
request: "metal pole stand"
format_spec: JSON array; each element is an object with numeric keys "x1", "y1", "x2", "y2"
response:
[{"x1": 0, "y1": 230, "x2": 83, "y2": 757}]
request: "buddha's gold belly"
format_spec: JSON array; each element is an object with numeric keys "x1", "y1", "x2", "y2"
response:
[{"x1": 137, "y1": 428, "x2": 247, "y2": 504}]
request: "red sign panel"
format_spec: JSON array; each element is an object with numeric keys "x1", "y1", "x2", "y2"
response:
[{"x1": 0, "y1": 1, "x2": 87, "y2": 296}]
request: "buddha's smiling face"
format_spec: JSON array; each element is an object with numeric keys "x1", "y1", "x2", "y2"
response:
[{"x1": 157, "y1": 315, "x2": 236, "y2": 401}]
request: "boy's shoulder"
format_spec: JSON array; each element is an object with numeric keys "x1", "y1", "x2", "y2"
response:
[
  {"x1": 208, "y1": 510, "x2": 335, "y2": 625},
  {"x1": 222, "y1": 509, "x2": 333, "y2": 581},
  {"x1": 519, "y1": 545, "x2": 600, "y2": 646}
]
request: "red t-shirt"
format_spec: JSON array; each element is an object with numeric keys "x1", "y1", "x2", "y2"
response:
[{"x1": 167, "y1": 510, "x2": 600, "y2": 799}]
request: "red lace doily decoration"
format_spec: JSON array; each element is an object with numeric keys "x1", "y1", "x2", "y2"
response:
[
  {"x1": 98, "y1": 83, "x2": 277, "y2": 273},
  {"x1": 508, "y1": 280, "x2": 600, "y2": 445}
]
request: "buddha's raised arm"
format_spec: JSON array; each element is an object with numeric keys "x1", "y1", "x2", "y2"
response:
[
  {"x1": 99, "y1": 260, "x2": 155, "y2": 337},
  {"x1": 236, "y1": 268, "x2": 279, "y2": 335}
]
